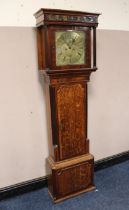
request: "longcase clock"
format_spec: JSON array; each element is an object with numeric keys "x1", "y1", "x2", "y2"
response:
[{"x1": 34, "y1": 8, "x2": 100, "y2": 203}]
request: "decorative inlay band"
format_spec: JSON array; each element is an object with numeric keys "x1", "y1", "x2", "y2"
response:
[{"x1": 46, "y1": 14, "x2": 98, "y2": 24}]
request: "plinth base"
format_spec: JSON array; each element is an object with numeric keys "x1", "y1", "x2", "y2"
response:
[{"x1": 48, "y1": 153, "x2": 95, "y2": 203}]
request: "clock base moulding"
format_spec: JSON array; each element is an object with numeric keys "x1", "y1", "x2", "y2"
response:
[{"x1": 49, "y1": 185, "x2": 95, "y2": 203}]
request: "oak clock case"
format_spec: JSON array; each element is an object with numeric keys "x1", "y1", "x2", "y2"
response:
[{"x1": 34, "y1": 8, "x2": 100, "y2": 203}]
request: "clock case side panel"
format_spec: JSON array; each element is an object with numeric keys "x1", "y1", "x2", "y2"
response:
[
  {"x1": 37, "y1": 26, "x2": 54, "y2": 71},
  {"x1": 44, "y1": 78, "x2": 60, "y2": 161},
  {"x1": 46, "y1": 25, "x2": 91, "y2": 70},
  {"x1": 37, "y1": 27, "x2": 47, "y2": 70},
  {"x1": 49, "y1": 85, "x2": 60, "y2": 161}
]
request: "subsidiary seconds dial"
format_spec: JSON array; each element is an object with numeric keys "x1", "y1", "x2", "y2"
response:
[{"x1": 55, "y1": 31, "x2": 86, "y2": 66}]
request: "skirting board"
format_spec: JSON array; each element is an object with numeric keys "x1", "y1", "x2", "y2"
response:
[
  {"x1": 0, "y1": 176, "x2": 48, "y2": 201},
  {"x1": 0, "y1": 150, "x2": 129, "y2": 201},
  {"x1": 94, "y1": 150, "x2": 129, "y2": 171}
]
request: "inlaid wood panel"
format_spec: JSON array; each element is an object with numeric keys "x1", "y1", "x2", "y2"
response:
[{"x1": 56, "y1": 83, "x2": 87, "y2": 160}]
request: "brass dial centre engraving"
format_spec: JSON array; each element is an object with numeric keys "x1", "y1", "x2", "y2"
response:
[{"x1": 56, "y1": 31, "x2": 85, "y2": 66}]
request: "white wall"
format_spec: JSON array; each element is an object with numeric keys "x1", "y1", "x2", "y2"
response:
[
  {"x1": 0, "y1": 0, "x2": 129, "y2": 30},
  {"x1": 0, "y1": 27, "x2": 49, "y2": 187},
  {"x1": 89, "y1": 30, "x2": 129, "y2": 159},
  {"x1": 0, "y1": 1, "x2": 129, "y2": 188}
]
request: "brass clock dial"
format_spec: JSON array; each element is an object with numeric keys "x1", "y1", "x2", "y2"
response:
[{"x1": 55, "y1": 31, "x2": 85, "y2": 66}]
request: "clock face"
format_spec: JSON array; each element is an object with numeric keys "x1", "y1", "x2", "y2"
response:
[{"x1": 55, "y1": 31, "x2": 85, "y2": 66}]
